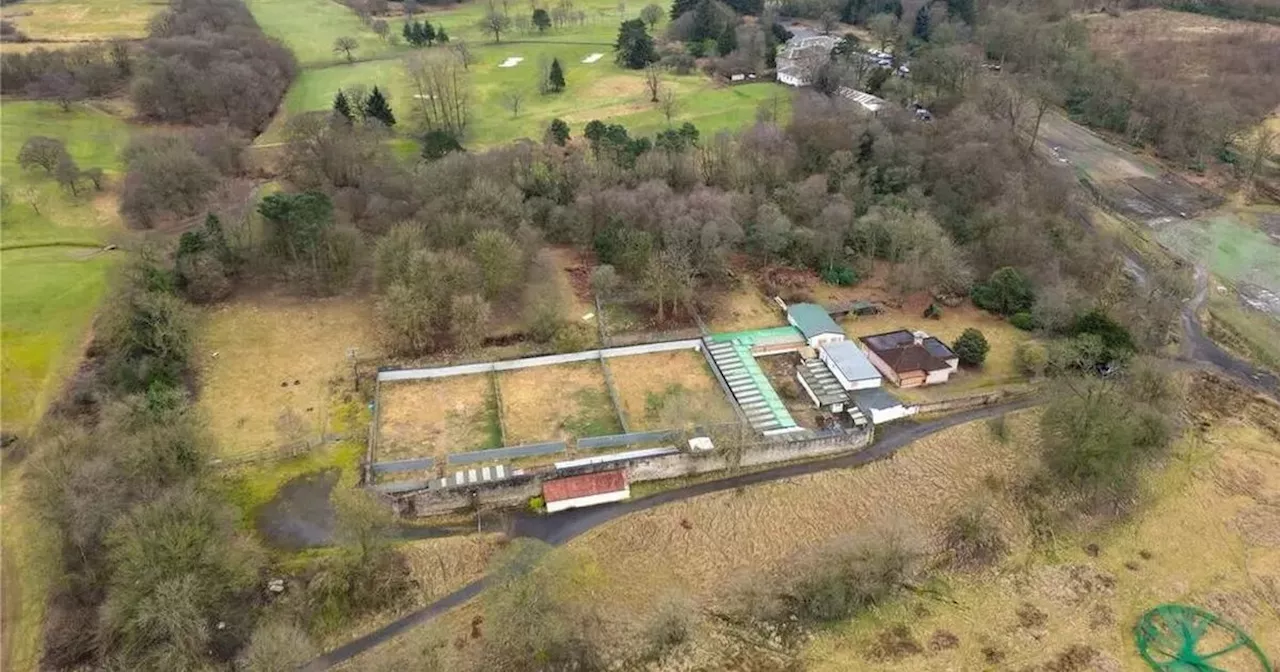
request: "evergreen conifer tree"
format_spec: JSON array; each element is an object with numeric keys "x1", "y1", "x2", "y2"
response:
[
  {"x1": 333, "y1": 90, "x2": 354, "y2": 123},
  {"x1": 422, "y1": 20, "x2": 436, "y2": 44},
  {"x1": 435, "y1": 26, "x2": 450, "y2": 42},
  {"x1": 364, "y1": 86, "x2": 396, "y2": 127},
  {"x1": 913, "y1": 4, "x2": 931, "y2": 40},
  {"x1": 716, "y1": 25, "x2": 737, "y2": 55},
  {"x1": 548, "y1": 57, "x2": 566, "y2": 92},
  {"x1": 691, "y1": 0, "x2": 717, "y2": 42}
]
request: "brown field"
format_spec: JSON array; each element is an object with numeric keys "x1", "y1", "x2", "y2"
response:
[
  {"x1": 1084, "y1": 9, "x2": 1280, "y2": 123},
  {"x1": 606, "y1": 350, "x2": 735, "y2": 431},
  {"x1": 704, "y1": 282, "x2": 787, "y2": 332},
  {"x1": 498, "y1": 361, "x2": 622, "y2": 444},
  {"x1": 196, "y1": 292, "x2": 378, "y2": 457},
  {"x1": 345, "y1": 376, "x2": 1280, "y2": 671},
  {"x1": 5, "y1": 0, "x2": 161, "y2": 41},
  {"x1": 376, "y1": 375, "x2": 498, "y2": 462}
]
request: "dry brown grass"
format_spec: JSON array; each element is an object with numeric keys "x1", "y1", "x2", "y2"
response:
[
  {"x1": 6, "y1": 0, "x2": 160, "y2": 41},
  {"x1": 499, "y1": 361, "x2": 621, "y2": 444},
  {"x1": 377, "y1": 375, "x2": 497, "y2": 462},
  {"x1": 606, "y1": 350, "x2": 735, "y2": 431},
  {"x1": 1084, "y1": 9, "x2": 1280, "y2": 123},
  {"x1": 704, "y1": 283, "x2": 787, "y2": 332},
  {"x1": 803, "y1": 396, "x2": 1280, "y2": 671},
  {"x1": 195, "y1": 292, "x2": 377, "y2": 457}
]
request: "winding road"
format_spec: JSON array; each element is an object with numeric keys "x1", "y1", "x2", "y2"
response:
[
  {"x1": 302, "y1": 273, "x2": 1280, "y2": 669},
  {"x1": 302, "y1": 397, "x2": 1041, "y2": 670}
]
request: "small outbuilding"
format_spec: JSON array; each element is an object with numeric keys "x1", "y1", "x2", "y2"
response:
[
  {"x1": 786, "y1": 303, "x2": 845, "y2": 348},
  {"x1": 853, "y1": 388, "x2": 910, "y2": 424},
  {"x1": 542, "y1": 470, "x2": 630, "y2": 513}
]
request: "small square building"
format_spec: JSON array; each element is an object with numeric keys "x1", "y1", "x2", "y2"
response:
[{"x1": 786, "y1": 303, "x2": 845, "y2": 348}]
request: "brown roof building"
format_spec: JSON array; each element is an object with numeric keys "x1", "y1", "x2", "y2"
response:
[{"x1": 858, "y1": 330, "x2": 959, "y2": 388}]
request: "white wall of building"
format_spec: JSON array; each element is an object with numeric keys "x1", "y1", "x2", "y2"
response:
[{"x1": 545, "y1": 487, "x2": 631, "y2": 513}]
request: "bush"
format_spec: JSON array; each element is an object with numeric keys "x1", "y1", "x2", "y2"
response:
[
  {"x1": 971, "y1": 267, "x2": 1035, "y2": 316},
  {"x1": 552, "y1": 322, "x2": 593, "y2": 353},
  {"x1": 1010, "y1": 312, "x2": 1036, "y2": 331},
  {"x1": 1015, "y1": 341, "x2": 1048, "y2": 378},
  {"x1": 952, "y1": 328, "x2": 989, "y2": 367},
  {"x1": 820, "y1": 262, "x2": 858, "y2": 286},
  {"x1": 942, "y1": 505, "x2": 1007, "y2": 569},
  {"x1": 783, "y1": 530, "x2": 920, "y2": 624}
]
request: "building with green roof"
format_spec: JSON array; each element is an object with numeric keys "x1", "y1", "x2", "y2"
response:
[{"x1": 785, "y1": 302, "x2": 845, "y2": 347}]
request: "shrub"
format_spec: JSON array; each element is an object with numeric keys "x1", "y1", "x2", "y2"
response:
[
  {"x1": 1010, "y1": 312, "x2": 1036, "y2": 331},
  {"x1": 820, "y1": 262, "x2": 858, "y2": 286},
  {"x1": 952, "y1": 328, "x2": 989, "y2": 366},
  {"x1": 942, "y1": 505, "x2": 1007, "y2": 569},
  {"x1": 1015, "y1": 341, "x2": 1048, "y2": 378},
  {"x1": 971, "y1": 267, "x2": 1034, "y2": 316},
  {"x1": 784, "y1": 530, "x2": 921, "y2": 624}
]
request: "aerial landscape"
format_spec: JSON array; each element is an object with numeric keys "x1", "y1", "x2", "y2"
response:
[{"x1": 1, "y1": 0, "x2": 1279, "y2": 668}]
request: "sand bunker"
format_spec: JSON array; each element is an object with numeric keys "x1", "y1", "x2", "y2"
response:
[
  {"x1": 581, "y1": 52, "x2": 604, "y2": 63},
  {"x1": 498, "y1": 56, "x2": 524, "y2": 68}
]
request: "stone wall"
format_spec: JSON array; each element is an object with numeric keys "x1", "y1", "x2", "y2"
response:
[{"x1": 399, "y1": 428, "x2": 874, "y2": 517}]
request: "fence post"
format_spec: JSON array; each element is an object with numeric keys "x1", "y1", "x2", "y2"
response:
[{"x1": 594, "y1": 294, "x2": 610, "y2": 348}]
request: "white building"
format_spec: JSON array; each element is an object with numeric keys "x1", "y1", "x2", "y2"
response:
[
  {"x1": 818, "y1": 340, "x2": 883, "y2": 390},
  {"x1": 542, "y1": 470, "x2": 630, "y2": 513}
]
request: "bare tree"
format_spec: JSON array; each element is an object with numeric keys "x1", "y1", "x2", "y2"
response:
[
  {"x1": 868, "y1": 13, "x2": 896, "y2": 52},
  {"x1": 659, "y1": 87, "x2": 679, "y2": 125},
  {"x1": 479, "y1": 8, "x2": 512, "y2": 42},
  {"x1": 18, "y1": 185, "x2": 41, "y2": 215},
  {"x1": 371, "y1": 19, "x2": 389, "y2": 41},
  {"x1": 643, "y1": 62, "x2": 663, "y2": 103},
  {"x1": 1245, "y1": 126, "x2": 1277, "y2": 188},
  {"x1": 819, "y1": 10, "x2": 839, "y2": 35},
  {"x1": 27, "y1": 71, "x2": 84, "y2": 111},
  {"x1": 451, "y1": 40, "x2": 475, "y2": 70},
  {"x1": 405, "y1": 51, "x2": 471, "y2": 137},
  {"x1": 501, "y1": 89, "x2": 525, "y2": 118},
  {"x1": 333, "y1": 36, "x2": 359, "y2": 63}
]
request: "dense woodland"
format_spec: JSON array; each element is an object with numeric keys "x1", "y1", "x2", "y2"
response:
[{"x1": 15, "y1": 0, "x2": 1265, "y2": 666}]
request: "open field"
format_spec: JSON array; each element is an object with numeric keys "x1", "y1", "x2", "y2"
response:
[
  {"x1": 1203, "y1": 286, "x2": 1280, "y2": 374},
  {"x1": 376, "y1": 374, "x2": 500, "y2": 462},
  {"x1": 607, "y1": 350, "x2": 734, "y2": 431},
  {"x1": 195, "y1": 293, "x2": 378, "y2": 458},
  {"x1": 1, "y1": 101, "x2": 132, "y2": 432},
  {"x1": 244, "y1": 0, "x2": 402, "y2": 66},
  {"x1": 498, "y1": 361, "x2": 621, "y2": 444},
  {"x1": 805, "y1": 385, "x2": 1280, "y2": 670},
  {"x1": 1, "y1": 0, "x2": 162, "y2": 41},
  {"x1": 1083, "y1": 8, "x2": 1280, "y2": 125},
  {"x1": 703, "y1": 280, "x2": 788, "y2": 332},
  {"x1": 261, "y1": 44, "x2": 789, "y2": 147}
]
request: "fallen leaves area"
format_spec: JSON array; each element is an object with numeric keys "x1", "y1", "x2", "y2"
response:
[
  {"x1": 499, "y1": 361, "x2": 622, "y2": 444},
  {"x1": 376, "y1": 375, "x2": 497, "y2": 463},
  {"x1": 607, "y1": 350, "x2": 735, "y2": 431}
]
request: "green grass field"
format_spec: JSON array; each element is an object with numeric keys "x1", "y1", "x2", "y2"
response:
[
  {"x1": 245, "y1": 0, "x2": 407, "y2": 66},
  {"x1": 250, "y1": 0, "x2": 790, "y2": 148},
  {"x1": 2, "y1": 101, "x2": 130, "y2": 430},
  {"x1": 263, "y1": 41, "x2": 790, "y2": 147},
  {"x1": 2, "y1": 0, "x2": 162, "y2": 41}
]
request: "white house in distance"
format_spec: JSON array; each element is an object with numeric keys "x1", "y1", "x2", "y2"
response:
[
  {"x1": 542, "y1": 470, "x2": 630, "y2": 513},
  {"x1": 785, "y1": 303, "x2": 845, "y2": 348}
]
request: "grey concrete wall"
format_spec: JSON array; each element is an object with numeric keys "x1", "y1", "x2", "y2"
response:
[{"x1": 376, "y1": 339, "x2": 703, "y2": 382}]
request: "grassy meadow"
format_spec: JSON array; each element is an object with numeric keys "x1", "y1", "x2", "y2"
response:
[
  {"x1": 1, "y1": 0, "x2": 161, "y2": 42},
  {"x1": 249, "y1": 0, "x2": 791, "y2": 148},
  {"x1": 1, "y1": 101, "x2": 132, "y2": 430}
]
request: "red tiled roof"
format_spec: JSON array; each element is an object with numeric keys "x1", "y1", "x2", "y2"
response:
[{"x1": 542, "y1": 470, "x2": 628, "y2": 503}]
